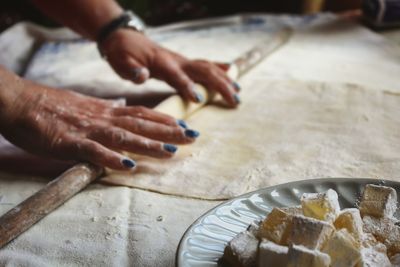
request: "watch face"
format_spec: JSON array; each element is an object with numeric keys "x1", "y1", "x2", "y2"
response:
[{"x1": 126, "y1": 16, "x2": 146, "y2": 32}]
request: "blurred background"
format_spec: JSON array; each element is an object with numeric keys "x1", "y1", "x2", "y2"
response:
[{"x1": 0, "y1": 0, "x2": 362, "y2": 32}]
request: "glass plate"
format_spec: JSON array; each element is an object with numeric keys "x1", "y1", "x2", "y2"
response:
[{"x1": 176, "y1": 178, "x2": 400, "y2": 267}]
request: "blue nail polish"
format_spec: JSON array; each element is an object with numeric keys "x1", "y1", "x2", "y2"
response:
[
  {"x1": 233, "y1": 82, "x2": 241, "y2": 91},
  {"x1": 122, "y1": 158, "x2": 136, "y2": 168},
  {"x1": 234, "y1": 94, "x2": 241, "y2": 104},
  {"x1": 185, "y1": 129, "x2": 200, "y2": 138},
  {"x1": 163, "y1": 144, "x2": 178, "y2": 153},
  {"x1": 195, "y1": 93, "x2": 204, "y2": 103},
  {"x1": 177, "y1": 119, "x2": 188, "y2": 129}
]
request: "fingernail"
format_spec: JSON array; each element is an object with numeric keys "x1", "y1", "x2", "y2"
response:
[
  {"x1": 234, "y1": 94, "x2": 241, "y2": 104},
  {"x1": 132, "y1": 67, "x2": 150, "y2": 81},
  {"x1": 185, "y1": 129, "x2": 200, "y2": 138},
  {"x1": 132, "y1": 68, "x2": 143, "y2": 80},
  {"x1": 233, "y1": 82, "x2": 241, "y2": 92},
  {"x1": 122, "y1": 158, "x2": 136, "y2": 168},
  {"x1": 163, "y1": 144, "x2": 178, "y2": 153},
  {"x1": 177, "y1": 119, "x2": 188, "y2": 129},
  {"x1": 195, "y1": 92, "x2": 204, "y2": 103}
]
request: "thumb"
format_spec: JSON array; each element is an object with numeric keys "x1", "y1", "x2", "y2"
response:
[{"x1": 108, "y1": 55, "x2": 150, "y2": 84}]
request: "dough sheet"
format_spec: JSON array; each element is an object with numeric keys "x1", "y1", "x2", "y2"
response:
[{"x1": 103, "y1": 80, "x2": 400, "y2": 199}]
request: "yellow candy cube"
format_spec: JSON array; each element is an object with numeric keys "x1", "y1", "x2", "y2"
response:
[{"x1": 301, "y1": 189, "x2": 341, "y2": 222}]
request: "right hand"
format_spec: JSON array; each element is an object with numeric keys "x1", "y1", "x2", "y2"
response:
[{"x1": 100, "y1": 29, "x2": 241, "y2": 107}]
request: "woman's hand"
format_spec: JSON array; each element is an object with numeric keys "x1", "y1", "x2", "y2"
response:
[
  {"x1": 100, "y1": 29, "x2": 241, "y2": 107},
  {"x1": 0, "y1": 71, "x2": 199, "y2": 171}
]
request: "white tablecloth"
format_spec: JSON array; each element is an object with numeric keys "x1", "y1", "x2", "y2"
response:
[{"x1": 1, "y1": 14, "x2": 400, "y2": 266}]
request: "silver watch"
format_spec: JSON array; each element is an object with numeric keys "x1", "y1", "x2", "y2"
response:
[{"x1": 97, "y1": 10, "x2": 146, "y2": 57}]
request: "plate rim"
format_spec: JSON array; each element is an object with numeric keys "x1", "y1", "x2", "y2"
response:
[{"x1": 175, "y1": 177, "x2": 400, "y2": 267}]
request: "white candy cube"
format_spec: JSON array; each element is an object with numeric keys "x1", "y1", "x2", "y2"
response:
[
  {"x1": 301, "y1": 189, "x2": 341, "y2": 222},
  {"x1": 322, "y1": 229, "x2": 361, "y2": 267},
  {"x1": 259, "y1": 208, "x2": 293, "y2": 245},
  {"x1": 258, "y1": 239, "x2": 288, "y2": 267},
  {"x1": 287, "y1": 244, "x2": 331, "y2": 267},
  {"x1": 356, "y1": 246, "x2": 392, "y2": 267},
  {"x1": 334, "y1": 208, "x2": 363, "y2": 241},
  {"x1": 221, "y1": 231, "x2": 259, "y2": 267},
  {"x1": 359, "y1": 184, "x2": 397, "y2": 218},
  {"x1": 391, "y1": 253, "x2": 400, "y2": 266},
  {"x1": 363, "y1": 215, "x2": 400, "y2": 255},
  {"x1": 360, "y1": 233, "x2": 381, "y2": 249},
  {"x1": 288, "y1": 215, "x2": 334, "y2": 250}
]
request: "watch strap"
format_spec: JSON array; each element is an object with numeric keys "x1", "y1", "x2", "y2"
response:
[{"x1": 96, "y1": 11, "x2": 145, "y2": 57}]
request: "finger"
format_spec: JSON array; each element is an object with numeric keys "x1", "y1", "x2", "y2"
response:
[
  {"x1": 192, "y1": 70, "x2": 239, "y2": 107},
  {"x1": 112, "y1": 116, "x2": 197, "y2": 144},
  {"x1": 87, "y1": 126, "x2": 178, "y2": 159},
  {"x1": 156, "y1": 62, "x2": 202, "y2": 103},
  {"x1": 184, "y1": 62, "x2": 240, "y2": 107},
  {"x1": 112, "y1": 106, "x2": 181, "y2": 127},
  {"x1": 60, "y1": 137, "x2": 136, "y2": 171},
  {"x1": 215, "y1": 62, "x2": 231, "y2": 72},
  {"x1": 108, "y1": 55, "x2": 150, "y2": 84},
  {"x1": 232, "y1": 81, "x2": 241, "y2": 92},
  {"x1": 212, "y1": 75, "x2": 240, "y2": 107},
  {"x1": 214, "y1": 67, "x2": 241, "y2": 92}
]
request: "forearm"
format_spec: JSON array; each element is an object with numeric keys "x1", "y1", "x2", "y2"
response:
[
  {"x1": 30, "y1": 0, "x2": 123, "y2": 40},
  {"x1": 0, "y1": 66, "x2": 24, "y2": 127}
]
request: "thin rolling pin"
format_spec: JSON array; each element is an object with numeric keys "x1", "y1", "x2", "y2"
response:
[
  {"x1": 0, "y1": 28, "x2": 291, "y2": 249},
  {"x1": 0, "y1": 164, "x2": 103, "y2": 248}
]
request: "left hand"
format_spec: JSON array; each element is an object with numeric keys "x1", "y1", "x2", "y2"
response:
[
  {"x1": 0, "y1": 75, "x2": 198, "y2": 171},
  {"x1": 99, "y1": 29, "x2": 241, "y2": 107}
]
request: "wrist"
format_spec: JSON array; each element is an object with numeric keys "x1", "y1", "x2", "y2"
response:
[
  {"x1": 96, "y1": 11, "x2": 146, "y2": 57},
  {"x1": 99, "y1": 28, "x2": 156, "y2": 67}
]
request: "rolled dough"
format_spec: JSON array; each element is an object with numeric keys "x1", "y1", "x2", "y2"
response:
[{"x1": 101, "y1": 79, "x2": 400, "y2": 200}]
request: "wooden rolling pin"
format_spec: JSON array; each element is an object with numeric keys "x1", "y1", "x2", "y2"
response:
[
  {"x1": 0, "y1": 28, "x2": 291, "y2": 249},
  {"x1": 0, "y1": 164, "x2": 103, "y2": 248}
]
